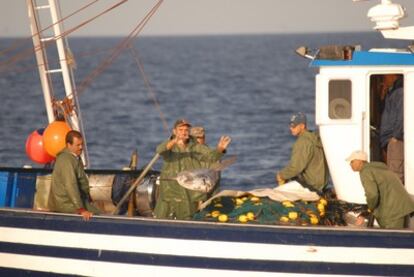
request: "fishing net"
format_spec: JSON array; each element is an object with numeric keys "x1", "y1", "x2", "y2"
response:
[{"x1": 193, "y1": 191, "x2": 369, "y2": 226}]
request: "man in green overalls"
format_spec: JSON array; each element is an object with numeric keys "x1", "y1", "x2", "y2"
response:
[
  {"x1": 347, "y1": 150, "x2": 414, "y2": 229},
  {"x1": 276, "y1": 112, "x2": 328, "y2": 193},
  {"x1": 154, "y1": 119, "x2": 231, "y2": 220},
  {"x1": 50, "y1": 130, "x2": 100, "y2": 221}
]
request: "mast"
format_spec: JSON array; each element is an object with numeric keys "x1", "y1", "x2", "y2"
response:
[{"x1": 26, "y1": 0, "x2": 89, "y2": 167}]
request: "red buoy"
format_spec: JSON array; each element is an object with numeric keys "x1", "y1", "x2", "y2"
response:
[{"x1": 25, "y1": 129, "x2": 55, "y2": 164}]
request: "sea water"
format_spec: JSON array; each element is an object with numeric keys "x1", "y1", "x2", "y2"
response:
[{"x1": 0, "y1": 33, "x2": 409, "y2": 189}]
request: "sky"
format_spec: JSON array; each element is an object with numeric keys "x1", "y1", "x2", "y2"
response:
[{"x1": 1, "y1": 0, "x2": 414, "y2": 37}]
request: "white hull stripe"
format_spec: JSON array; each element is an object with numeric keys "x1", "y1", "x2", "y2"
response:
[
  {"x1": 0, "y1": 243, "x2": 413, "y2": 276},
  {"x1": 1, "y1": 227, "x2": 413, "y2": 265}
]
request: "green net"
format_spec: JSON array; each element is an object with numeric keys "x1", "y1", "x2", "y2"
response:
[
  {"x1": 193, "y1": 193, "x2": 368, "y2": 226},
  {"x1": 193, "y1": 195, "x2": 327, "y2": 226}
]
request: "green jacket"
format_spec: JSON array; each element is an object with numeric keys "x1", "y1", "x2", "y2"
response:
[
  {"x1": 154, "y1": 138, "x2": 223, "y2": 219},
  {"x1": 360, "y1": 162, "x2": 414, "y2": 228},
  {"x1": 50, "y1": 148, "x2": 97, "y2": 214},
  {"x1": 279, "y1": 130, "x2": 328, "y2": 191}
]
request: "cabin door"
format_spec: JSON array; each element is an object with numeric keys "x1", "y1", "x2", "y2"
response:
[
  {"x1": 369, "y1": 73, "x2": 407, "y2": 185},
  {"x1": 368, "y1": 74, "x2": 404, "y2": 163},
  {"x1": 316, "y1": 72, "x2": 367, "y2": 203},
  {"x1": 370, "y1": 73, "x2": 413, "y2": 195}
]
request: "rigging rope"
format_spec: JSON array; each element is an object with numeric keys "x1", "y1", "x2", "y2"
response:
[
  {"x1": 128, "y1": 44, "x2": 169, "y2": 134},
  {"x1": 0, "y1": 0, "x2": 99, "y2": 58},
  {"x1": 2, "y1": 0, "x2": 168, "y2": 135},
  {"x1": 48, "y1": 0, "x2": 164, "y2": 125},
  {"x1": 0, "y1": 0, "x2": 127, "y2": 71},
  {"x1": 3, "y1": 47, "x2": 114, "y2": 75},
  {"x1": 75, "y1": 0, "x2": 164, "y2": 96}
]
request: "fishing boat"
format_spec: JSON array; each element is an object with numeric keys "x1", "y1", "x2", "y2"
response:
[{"x1": 0, "y1": 0, "x2": 413, "y2": 276}]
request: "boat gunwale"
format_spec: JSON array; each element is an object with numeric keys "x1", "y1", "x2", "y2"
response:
[{"x1": 1, "y1": 208, "x2": 413, "y2": 249}]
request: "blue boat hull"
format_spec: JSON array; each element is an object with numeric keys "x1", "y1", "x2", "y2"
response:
[
  {"x1": 0, "y1": 167, "x2": 413, "y2": 276},
  {"x1": 0, "y1": 208, "x2": 413, "y2": 276}
]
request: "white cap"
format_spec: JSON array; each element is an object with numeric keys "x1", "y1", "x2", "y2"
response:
[{"x1": 345, "y1": 150, "x2": 368, "y2": 162}]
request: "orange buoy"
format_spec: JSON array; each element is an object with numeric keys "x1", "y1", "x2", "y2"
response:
[
  {"x1": 43, "y1": 121, "x2": 71, "y2": 157},
  {"x1": 25, "y1": 129, "x2": 55, "y2": 164}
]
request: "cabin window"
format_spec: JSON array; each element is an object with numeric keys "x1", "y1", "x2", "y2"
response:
[{"x1": 328, "y1": 80, "x2": 352, "y2": 119}]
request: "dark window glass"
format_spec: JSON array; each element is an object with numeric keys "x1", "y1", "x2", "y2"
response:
[{"x1": 328, "y1": 80, "x2": 352, "y2": 119}]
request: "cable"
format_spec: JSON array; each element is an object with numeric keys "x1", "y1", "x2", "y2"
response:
[
  {"x1": 129, "y1": 44, "x2": 169, "y2": 134},
  {"x1": 0, "y1": 0, "x2": 127, "y2": 71},
  {"x1": 0, "y1": 0, "x2": 99, "y2": 58},
  {"x1": 75, "y1": 0, "x2": 164, "y2": 95}
]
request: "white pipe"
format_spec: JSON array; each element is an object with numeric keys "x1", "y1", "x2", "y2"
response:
[{"x1": 26, "y1": 0, "x2": 55, "y2": 124}]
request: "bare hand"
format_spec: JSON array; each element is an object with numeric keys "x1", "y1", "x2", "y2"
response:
[
  {"x1": 276, "y1": 173, "x2": 285, "y2": 185},
  {"x1": 80, "y1": 210, "x2": 93, "y2": 221},
  {"x1": 166, "y1": 136, "x2": 179, "y2": 150},
  {"x1": 217, "y1": 136, "x2": 232, "y2": 152},
  {"x1": 176, "y1": 137, "x2": 186, "y2": 147},
  {"x1": 355, "y1": 215, "x2": 366, "y2": 226}
]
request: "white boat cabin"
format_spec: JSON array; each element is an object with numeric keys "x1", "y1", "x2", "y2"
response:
[{"x1": 311, "y1": 48, "x2": 414, "y2": 203}]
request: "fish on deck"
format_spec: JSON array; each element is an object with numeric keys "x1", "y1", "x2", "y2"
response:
[{"x1": 166, "y1": 156, "x2": 237, "y2": 193}]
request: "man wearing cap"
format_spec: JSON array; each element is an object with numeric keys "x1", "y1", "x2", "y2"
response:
[
  {"x1": 190, "y1": 126, "x2": 222, "y2": 204},
  {"x1": 346, "y1": 150, "x2": 414, "y2": 229},
  {"x1": 154, "y1": 119, "x2": 231, "y2": 220},
  {"x1": 276, "y1": 112, "x2": 328, "y2": 193}
]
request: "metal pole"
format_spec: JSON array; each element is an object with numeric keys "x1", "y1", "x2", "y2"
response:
[
  {"x1": 48, "y1": 0, "x2": 90, "y2": 167},
  {"x1": 26, "y1": 0, "x2": 56, "y2": 123}
]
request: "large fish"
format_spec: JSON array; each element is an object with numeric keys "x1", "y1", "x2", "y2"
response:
[{"x1": 168, "y1": 156, "x2": 237, "y2": 193}]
